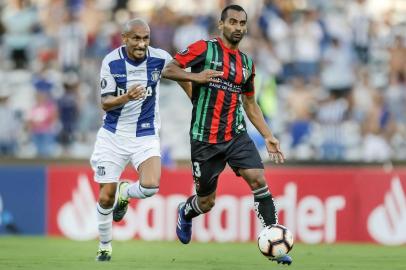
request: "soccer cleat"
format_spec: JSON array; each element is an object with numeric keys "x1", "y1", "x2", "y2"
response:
[
  {"x1": 271, "y1": 255, "x2": 293, "y2": 265},
  {"x1": 176, "y1": 202, "x2": 192, "y2": 244},
  {"x1": 113, "y1": 181, "x2": 130, "y2": 222},
  {"x1": 95, "y1": 248, "x2": 112, "y2": 262}
]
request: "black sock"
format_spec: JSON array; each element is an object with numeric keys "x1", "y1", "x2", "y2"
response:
[
  {"x1": 253, "y1": 185, "x2": 278, "y2": 226},
  {"x1": 183, "y1": 195, "x2": 204, "y2": 221}
]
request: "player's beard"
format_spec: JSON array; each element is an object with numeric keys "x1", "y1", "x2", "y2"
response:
[{"x1": 225, "y1": 31, "x2": 244, "y2": 45}]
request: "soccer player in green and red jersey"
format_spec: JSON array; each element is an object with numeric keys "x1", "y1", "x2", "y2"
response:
[{"x1": 163, "y1": 5, "x2": 292, "y2": 265}]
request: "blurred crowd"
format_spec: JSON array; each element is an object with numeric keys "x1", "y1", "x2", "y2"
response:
[{"x1": 0, "y1": 0, "x2": 405, "y2": 162}]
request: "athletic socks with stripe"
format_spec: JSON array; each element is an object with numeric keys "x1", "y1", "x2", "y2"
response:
[{"x1": 253, "y1": 185, "x2": 278, "y2": 226}]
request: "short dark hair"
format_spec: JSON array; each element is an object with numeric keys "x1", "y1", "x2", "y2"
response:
[{"x1": 220, "y1": 4, "x2": 247, "y2": 21}]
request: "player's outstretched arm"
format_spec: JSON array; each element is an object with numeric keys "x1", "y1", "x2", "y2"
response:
[
  {"x1": 242, "y1": 95, "x2": 285, "y2": 164},
  {"x1": 163, "y1": 60, "x2": 223, "y2": 84},
  {"x1": 101, "y1": 84, "x2": 146, "y2": 111}
]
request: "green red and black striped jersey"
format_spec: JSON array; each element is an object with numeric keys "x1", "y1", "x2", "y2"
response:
[{"x1": 175, "y1": 37, "x2": 255, "y2": 144}]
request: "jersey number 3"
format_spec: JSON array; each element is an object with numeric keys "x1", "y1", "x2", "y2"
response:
[{"x1": 192, "y1": 162, "x2": 201, "y2": 177}]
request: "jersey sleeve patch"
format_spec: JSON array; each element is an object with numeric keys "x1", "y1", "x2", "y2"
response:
[
  {"x1": 100, "y1": 63, "x2": 117, "y2": 96},
  {"x1": 174, "y1": 40, "x2": 207, "y2": 68},
  {"x1": 101, "y1": 78, "x2": 107, "y2": 89}
]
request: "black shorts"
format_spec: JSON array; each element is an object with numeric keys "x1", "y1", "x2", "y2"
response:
[{"x1": 191, "y1": 132, "x2": 263, "y2": 197}]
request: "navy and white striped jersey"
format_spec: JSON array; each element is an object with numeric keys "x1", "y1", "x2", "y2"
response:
[{"x1": 100, "y1": 46, "x2": 172, "y2": 137}]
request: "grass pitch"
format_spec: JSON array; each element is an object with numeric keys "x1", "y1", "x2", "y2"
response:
[{"x1": 0, "y1": 237, "x2": 404, "y2": 270}]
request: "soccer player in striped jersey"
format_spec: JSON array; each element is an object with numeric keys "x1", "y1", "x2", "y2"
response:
[
  {"x1": 163, "y1": 5, "x2": 292, "y2": 265},
  {"x1": 91, "y1": 19, "x2": 191, "y2": 262}
]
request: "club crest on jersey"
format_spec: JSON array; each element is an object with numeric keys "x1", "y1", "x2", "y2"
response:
[{"x1": 151, "y1": 70, "x2": 161, "y2": 82}]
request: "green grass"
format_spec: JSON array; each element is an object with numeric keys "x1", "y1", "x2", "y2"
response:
[{"x1": 0, "y1": 237, "x2": 405, "y2": 270}]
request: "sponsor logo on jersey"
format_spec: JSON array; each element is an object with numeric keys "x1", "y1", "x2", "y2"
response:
[
  {"x1": 117, "y1": 86, "x2": 127, "y2": 96},
  {"x1": 208, "y1": 78, "x2": 242, "y2": 93},
  {"x1": 141, "y1": 123, "x2": 151, "y2": 129},
  {"x1": 128, "y1": 69, "x2": 143, "y2": 74}
]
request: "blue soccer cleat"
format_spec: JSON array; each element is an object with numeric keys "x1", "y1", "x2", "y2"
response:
[
  {"x1": 271, "y1": 254, "x2": 292, "y2": 265},
  {"x1": 176, "y1": 202, "x2": 192, "y2": 244}
]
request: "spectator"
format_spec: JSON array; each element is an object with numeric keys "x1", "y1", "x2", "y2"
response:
[
  {"x1": 265, "y1": 12, "x2": 294, "y2": 81},
  {"x1": 348, "y1": 0, "x2": 372, "y2": 66},
  {"x1": 385, "y1": 73, "x2": 406, "y2": 125},
  {"x1": 351, "y1": 69, "x2": 374, "y2": 123},
  {"x1": 316, "y1": 94, "x2": 349, "y2": 160},
  {"x1": 286, "y1": 78, "x2": 317, "y2": 150},
  {"x1": 173, "y1": 15, "x2": 209, "y2": 52},
  {"x1": 57, "y1": 73, "x2": 80, "y2": 154},
  {"x1": 150, "y1": 7, "x2": 176, "y2": 54},
  {"x1": 0, "y1": 88, "x2": 20, "y2": 156},
  {"x1": 57, "y1": 11, "x2": 86, "y2": 72},
  {"x1": 26, "y1": 89, "x2": 59, "y2": 157},
  {"x1": 1, "y1": 0, "x2": 39, "y2": 69},
  {"x1": 292, "y1": 10, "x2": 322, "y2": 82},
  {"x1": 389, "y1": 35, "x2": 406, "y2": 80},
  {"x1": 361, "y1": 91, "x2": 395, "y2": 162},
  {"x1": 321, "y1": 37, "x2": 354, "y2": 98}
]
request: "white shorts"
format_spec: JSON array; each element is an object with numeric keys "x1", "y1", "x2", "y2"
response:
[{"x1": 90, "y1": 128, "x2": 161, "y2": 183}]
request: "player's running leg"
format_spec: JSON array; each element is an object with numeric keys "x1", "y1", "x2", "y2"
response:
[
  {"x1": 96, "y1": 183, "x2": 116, "y2": 261},
  {"x1": 177, "y1": 142, "x2": 226, "y2": 244},
  {"x1": 176, "y1": 196, "x2": 208, "y2": 244},
  {"x1": 239, "y1": 168, "x2": 292, "y2": 265},
  {"x1": 176, "y1": 201, "x2": 193, "y2": 244},
  {"x1": 176, "y1": 192, "x2": 215, "y2": 244},
  {"x1": 112, "y1": 181, "x2": 130, "y2": 222},
  {"x1": 96, "y1": 248, "x2": 112, "y2": 262},
  {"x1": 113, "y1": 156, "x2": 161, "y2": 222}
]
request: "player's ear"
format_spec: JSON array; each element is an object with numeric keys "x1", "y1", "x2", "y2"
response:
[
  {"x1": 218, "y1": 20, "x2": 223, "y2": 31},
  {"x1": 121, "y1": 33, "x2": 127, "y2": 44}
]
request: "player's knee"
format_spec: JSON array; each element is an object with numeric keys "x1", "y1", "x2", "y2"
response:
[
  {"x1": 139, "y1": 184, "x2": 159, "y2": 198},
  {"x1": 241, "y1": 169, "x2": 266, "y2": 190},
  {"x1": 247, "y1": 174, "x2": 267, "y2": 190},
  {"x1": 99, "y1": 193, "x2": 115, "y2": 208}
]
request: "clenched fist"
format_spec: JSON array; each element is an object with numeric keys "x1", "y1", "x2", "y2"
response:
[{"x1": 127, "y1": 84, "x2": 146, "y2": 100}]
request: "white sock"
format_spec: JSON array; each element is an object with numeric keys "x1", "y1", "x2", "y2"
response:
[
  {"x1": 122, "y1": 181, "x2": 159, "y2": 199},
  {"x1": 97, "y1": 203, "x2": 113, "y2": 250}
]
